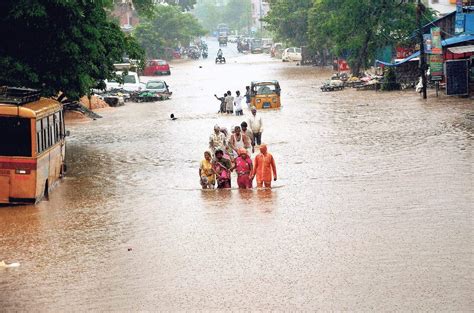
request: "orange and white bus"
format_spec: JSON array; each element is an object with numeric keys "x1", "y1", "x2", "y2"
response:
[{"x1": 0, "y1": 87, "x2": 67, "y2": 204}]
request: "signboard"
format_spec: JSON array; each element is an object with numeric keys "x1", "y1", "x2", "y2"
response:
[
  {"x1": 456, "y1": 0, "x2": 463, "y2": 13},
  {"x1": 424, "y1": 34, "x2": 432, "y2": 54},
  {"x1": 338, "y1": 59, "x2": 350, "y2": 72},
  {"x1": 396, "y1": 47, "x2": 414, "y2": 59},
  {"x1": 455, "y1": 13, "x2": 465, "y2": 34},
  {"x1": 445, "y1": 60, "x2": 469, "y2": 95},
  {"x1": 429, "y1": 54, "x2": 444, "y2": 81},
  {"x1": 430, "y1": 27, "x2": 442, "y2": 54}
]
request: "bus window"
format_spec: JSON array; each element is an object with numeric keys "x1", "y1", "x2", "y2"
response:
[
  {"x1": 48, "y1": 115, "x2": 54, "y2": 145},
  {"x1": 54, "y1": 113, "x2": 60, "y2": 142},
  {"x1": 41, "y1": 118, "x2": 47, "y2": 151},
  {"x1": 0, "y1": 117, "x2": 32, "y2": 157},
  {"x1": 36, "y1": 120, "x2": 42, "y2": 154}
]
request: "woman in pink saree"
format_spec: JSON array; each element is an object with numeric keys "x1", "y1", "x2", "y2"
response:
[{"x1": 235, "y1": 148, "x2": 253, "y2": 189}]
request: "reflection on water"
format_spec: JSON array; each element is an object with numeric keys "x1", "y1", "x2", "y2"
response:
[{"x1": 0, "y1": 40, "x2": 472, "y2": 311}]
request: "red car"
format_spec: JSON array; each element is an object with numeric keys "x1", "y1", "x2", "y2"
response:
[{"x1": 143, "y1": 59, "x2": 171, "y2": 76}]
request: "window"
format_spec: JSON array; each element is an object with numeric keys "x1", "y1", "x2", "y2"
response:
[
  {"x1": 0, "y1": 117, "x2": 32, "y2": 157},
  {"x1": 146, "y1": 81, "x2": 165, "y2": 89},
  {"x1": 123, "y1": 74, "x2": 136, "y2": 84},
  {"x1": 36, "y1": 120, "x2": 42, "y2": 154},
  {"x1": 295, "y1": 48, "x2": 302, "y2": 53}
]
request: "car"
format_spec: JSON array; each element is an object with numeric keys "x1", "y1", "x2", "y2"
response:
[
  {"x1": 143, "y1": 59, "x2": 171, "y2": 76},
  {"x1": 105, "y1": 71, "x2": 145, "y2": 92},
  {"x1": 282, "y1": 47, "x2": 302, "y2": 62},
  {"x1": 262, "y1": 38, "x2": 273, "y2": 53},
  {"x1": 145, "y1": 80, "x2": 170, "y2": 94}
]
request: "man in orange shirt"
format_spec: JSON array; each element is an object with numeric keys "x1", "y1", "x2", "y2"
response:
[{"x1": 251, "y1": 144, "x2": 277, "y2": 188}]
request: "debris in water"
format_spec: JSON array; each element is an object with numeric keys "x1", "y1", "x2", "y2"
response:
[{"x1": 0, "y1": 260, "x2": 20, "y2": 268}]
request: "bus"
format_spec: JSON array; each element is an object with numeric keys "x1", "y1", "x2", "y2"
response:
[{"x1": 0, "y1": 87, "x2": 67, "y2": 204}]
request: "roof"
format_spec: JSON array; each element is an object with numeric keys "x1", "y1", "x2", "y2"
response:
[
  {"x1": 448, "y1": 44, "x2": 474, "y2": 53},
  {"x1": 0, "y1": 98, "x2": 62, "y2": 119},
  {"x1": 251, "y1": 80, "x2": 279, "y2": 85},
  {"x1": 442, "y1": 34, "x2": 474, "y2": 47},
  {"x1": 376, "y1": 51, "x2": 420, "y2": 67}
]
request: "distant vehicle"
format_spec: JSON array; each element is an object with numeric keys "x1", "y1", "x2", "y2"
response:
[
  {"x1": 216, "y1": 53, "x2": 226, "y2": 64},
  {"x1": 282, "y1": 47, "x2": 302, "y2": 62},
  {"x1": 143, "y1": 59, "x2": 171, "y2": 76},
  {"x1": 145, "y1": 80, "x2": 170, "y2": 94},
  {"x1": 262, "y1": 38, "x2": 273, "y2": 53},
  {"x1": 271, "y1": 43, "x2": 284, "y2": 58},
  {"x1": 217, "y1": 23, "x2": 229, "y2": 35},
  {"x1": 105, "y1": 71, "x2": 145, "y2": 92},
  {"x1": 228, "y1": 35, "x2": 238, "y2": 43},
  {"x1": 218, "y1": 33, "x2": 228, "y2": 46},
  {"x1": 250, "y1": 38, "x2": 263, "y2": 54},
  {"x1": 0, "y1": 87, "x2": 67, "y2": 204}
]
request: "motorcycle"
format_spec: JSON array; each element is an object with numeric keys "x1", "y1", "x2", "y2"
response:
[
  {"x1": 202, "y1": 49, "x2": 208, "y2": 59},
  {"x1": 215, "y1": 55, "x2": 226, "y2": 64}
]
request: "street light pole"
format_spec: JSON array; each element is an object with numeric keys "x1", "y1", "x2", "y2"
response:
[{"x1": 417, "y1": 0, "x2": 427, "y2": 99}]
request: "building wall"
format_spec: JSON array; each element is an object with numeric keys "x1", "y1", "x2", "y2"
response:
[
  {"x1": 423, "y1": 0, "x2": 456, "y2": 15},
  {"x1": 251, "y1": 0, "x2": 270, "y2": 30}
]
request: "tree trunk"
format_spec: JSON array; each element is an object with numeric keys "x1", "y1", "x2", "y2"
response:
[{"x1": 352, "y1": 30, "x2": 372, "y2": 76}]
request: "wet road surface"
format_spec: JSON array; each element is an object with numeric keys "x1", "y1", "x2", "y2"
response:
[{"x1": 1, "y1": 39, "x2": 473, "y2": 311}]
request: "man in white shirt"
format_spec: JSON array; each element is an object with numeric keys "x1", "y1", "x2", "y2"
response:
[
  {"x1": 209, "y1": 125, "x2": 226, "y2": 155},
  {"x1": 225, "y1": 90, "x2": 234, "y2": 114},
  {"x1": 248, "y1": 106, "x2": 263, "y2": 146},
  {"x1": 234, "y1": 90, "x2": 243, "y2": 116}
]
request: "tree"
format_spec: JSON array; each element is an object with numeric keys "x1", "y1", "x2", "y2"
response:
[
  {"x1": 193, "y1": 0, "x2": 221, "y2": 32},
  {"x1": 263, "y1": 0, "x2": 313, "y2": 46},
  {"x1": 0, "y1": 0, "x2": 145, "y2": 100},
  {"x1": 222, "y1": 0, "x2": 252, "y2": 32},
  {"x1": 308, "y1": 0, "x2": 432, "y2": 75},
  {"x1": 135, "y1": 5, "x2": 206, "y2": 58}
]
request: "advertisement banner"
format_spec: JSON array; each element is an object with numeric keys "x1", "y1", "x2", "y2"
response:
[
  {"x1": 456, "y1": 0, "x2": 463, "y2": 13},
  {"x1": 430, "y1": 54, "x2": 444, "y2": 81},
  {"x1": 423, "y1": 34, "x2": 432, "y2": 54},
  {"x1": 455, "y1": 13, "x2": 465, "y2": 34},
  {"x1": 430, "y1": 27, "x2": 442, "y2": 54}
]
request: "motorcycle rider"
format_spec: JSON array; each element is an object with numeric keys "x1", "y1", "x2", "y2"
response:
[{"x1": 217, "y1": 48, "x2": 223, "y2": 59}]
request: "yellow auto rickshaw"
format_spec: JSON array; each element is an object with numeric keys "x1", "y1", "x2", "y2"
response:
[{"x1": 250, "y1": 80, "x2": 281, "y2": 109}]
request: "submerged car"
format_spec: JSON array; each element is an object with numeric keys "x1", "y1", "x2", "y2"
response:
[
  {"x1": 105, "y1": 71, "x2": 144, "y2": 92},
  {"x1": 144, "y1": 80, "x2": 170, "y2": 94},
  {"x1": 143, "y1": 59, "x2": 171, "y2": 76},
  {"x1": 282, "y1": 47, "x2": 302, "y2": 62},
  {"x1": 250, "y1": 80, "x2": 281, "y2": 109}
]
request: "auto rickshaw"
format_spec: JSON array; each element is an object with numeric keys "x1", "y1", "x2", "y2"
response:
[{"x1": 250, "y1": 80, "x2": 281, "y2": 109}]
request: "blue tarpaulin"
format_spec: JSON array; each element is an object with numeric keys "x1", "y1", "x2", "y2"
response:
[
  {"x1": 375, "y1": 51, "x2": 420, "y2": 67},
  {"x1": 442, "y1": 34, "x2": 474, "y2": 46}
]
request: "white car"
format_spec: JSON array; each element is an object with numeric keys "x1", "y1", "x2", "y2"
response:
[
  {"x1": 105, "y1": 71, "x2": 145, "y2": 92},
  {"x1": 282, "y1": 47, "x2": 302, "y2": 62}
]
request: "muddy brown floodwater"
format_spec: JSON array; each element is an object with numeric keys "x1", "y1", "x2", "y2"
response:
[{"x1": 1, "y1": 39, "x2": 473, "y2": 311}]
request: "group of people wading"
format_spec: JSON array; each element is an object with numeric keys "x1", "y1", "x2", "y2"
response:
[{"x1": 199, "y1": 107, "x2": 277, "y2": 189}]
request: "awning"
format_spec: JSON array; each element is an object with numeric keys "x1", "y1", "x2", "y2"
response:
[
  {"x1": 442, "y1": 35, "x2": 474, "y2": 47},
  {"x1": 448, "y1": 45, "x2": 474, "y2": 54},
  {"x1": 375, "y1": 51, "x2": 420, "y2": 67}
]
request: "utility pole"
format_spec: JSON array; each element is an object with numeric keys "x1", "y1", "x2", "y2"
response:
[{"x1": 417, "y1": 0, "x2": 427, "y2": 99}]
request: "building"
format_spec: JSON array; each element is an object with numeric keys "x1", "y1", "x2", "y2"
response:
[
  {"x1": 250, "y1": 0, "x2": 270, "y2": 31},
  {"x1": 110, "y1": 0, "x2": 140, "y2": 33},
  {"x1": 423, "y1": 0, "x2": 474, "y2": 16}
]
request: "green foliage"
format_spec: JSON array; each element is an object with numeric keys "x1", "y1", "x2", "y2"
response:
[
  {"x1": 381, "y1": 67, "x2": 400, "y2": 91},
  {"x1": 193, "y1": 0, "x2": 252, "y2": 34},
  {"x1": 309, "y1": 0, "x2": 423, "y2": 75},
  {"x1": 265, "y1": 0, "x2": 436, "y2": 74},
  {"x1": 263, "y1": 0, "x2": 313, "y2": 46},
  {"x1": 0, "y1": 0, "x2": 145, "y2": 100},
  {"x1": 134, "y1": 5, "x2": 206, "y2": 58}
]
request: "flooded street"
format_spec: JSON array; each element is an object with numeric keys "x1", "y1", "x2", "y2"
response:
[{"x1": 1, "y1": 40, "x2": 473, "y2": 311}]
